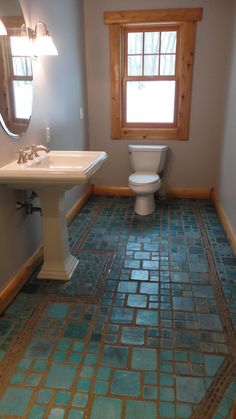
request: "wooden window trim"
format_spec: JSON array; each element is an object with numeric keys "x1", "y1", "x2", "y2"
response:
[{"x1": 104, "y1": 8, "x2": 203, "y2": 140}]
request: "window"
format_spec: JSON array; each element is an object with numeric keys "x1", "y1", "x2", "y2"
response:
[{"x1": 104, "y1": 8, "x2": 203, "y2": 140}]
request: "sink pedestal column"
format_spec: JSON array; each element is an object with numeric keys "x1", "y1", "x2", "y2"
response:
[{"x1": 36, "y1": 188, "x2": 78, "y2": 280}]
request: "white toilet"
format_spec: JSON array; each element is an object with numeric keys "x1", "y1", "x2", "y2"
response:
[{"x1": 128, "y1": 144, "x2": 168, "y2": 216}]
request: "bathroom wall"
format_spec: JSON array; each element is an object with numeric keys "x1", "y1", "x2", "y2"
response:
[
  {"x1": 0, "y1": 0, "x2": 88, "y2": 290},
  {"x1": 84, "y1": 0, "x2": 234, "y2": 190},
  {"x1": 217, "y1": 2, "x2": 236, "y2": 236}
]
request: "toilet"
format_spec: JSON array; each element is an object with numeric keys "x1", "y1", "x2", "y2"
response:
[{"x1": 128, "y1": 144, "x2": 168, "y2": 216}]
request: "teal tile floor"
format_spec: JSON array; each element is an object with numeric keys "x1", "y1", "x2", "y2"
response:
[{"x1": 0, "y1": 196, "x2": 236, "y2": 418}]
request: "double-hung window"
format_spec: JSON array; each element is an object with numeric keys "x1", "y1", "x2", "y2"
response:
[
  {"x1": 104, "y1": 8, "x2": 203, "y2": 140},
  {"x1": 124, "y1": 27, "x2": 178, "y2": 127}
]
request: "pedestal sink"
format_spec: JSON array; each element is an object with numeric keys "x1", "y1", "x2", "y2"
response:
[{"x1": 0, "y1": 150, "x2": 107, "y2": 280}]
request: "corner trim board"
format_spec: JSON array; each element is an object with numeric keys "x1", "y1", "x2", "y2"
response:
[{"x1": 211, "y1": 188, "x2": 236, "y2": 256}]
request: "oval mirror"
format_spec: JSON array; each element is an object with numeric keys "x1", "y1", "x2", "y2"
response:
[{"x1": 0, "y1": 0, "x2": 33, "y2": 138}]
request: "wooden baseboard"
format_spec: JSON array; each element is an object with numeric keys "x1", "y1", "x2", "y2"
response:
[
  {"x1": 166, "y1": 188, "x2": 212, "y2": 199},
  {"x1": 93, "y1": 185, "x2": 212, "y2": 199},
  {"x1": 233, "y1": 401, "x2": 236, "y2": 419},
  {"x1": 0, "y1": 185, "x2": 92, "y2": 314},
  {"x1": 66, "y1": 184, "x2": 93, "y2": 224},
  {"x1": 0, "y1": 247, "x2": 43, "y2": 314},
  {"x1": 93, "y1": 185, "x2": 134, "y2": 196},
  {"x1": 211, "y1": 189, "x2": 236, "y2": 256}
]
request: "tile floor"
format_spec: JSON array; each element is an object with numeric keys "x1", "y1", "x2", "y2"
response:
[{"x1": 0, "y1": 196, "x2": 235, "y2": 418}]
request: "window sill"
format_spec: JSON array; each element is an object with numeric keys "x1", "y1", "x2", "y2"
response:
[{"x1": 113, "y1": 127, "x2": 186, "y2": 140}]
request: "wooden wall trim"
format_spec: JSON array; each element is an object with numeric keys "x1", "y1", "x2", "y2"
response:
[
  {"x1": 93, "y1": 185, "x2": 212, "y2": 199},
  {"x1": 93, "y1": 185, "x2": 134, "y2": 196},
  {"x1": 66, "y1": 184, "x2": 93, "y2": 224},
  {"x1": 167, "y1": 188, "x2": 212, "y2": 199},
  {"x1": 211, "y1": 189, "x2": 236, "y2": 256},
  {"x1": 233, "y1": 400, "x2": 236, "y2": 419},
  {"x1": 104, "y1": 8, "x2": 203, "y2": 25},
  {"x1": 0, "y1": 185, "x2": 92, "y2": 314},
  {"x1": 0, "y1": 247, "x2": 43, "y2": 314}
]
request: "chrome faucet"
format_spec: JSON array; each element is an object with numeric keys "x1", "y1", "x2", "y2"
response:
[
  {"x1": 28, "y1": 144, "x2": 50, "y2": 160},
  {"x1": 17, "y1": 144, "x2": 50, "y2": 164}
]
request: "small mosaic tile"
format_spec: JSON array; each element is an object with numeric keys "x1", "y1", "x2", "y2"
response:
[
  {"x1": 176, "y1": 376, "x2": 206, "y2": 403},
  {"x1": 94, "y1": 380, "x2": 109, "y2": 394},
  {"x1": 64, "y1": 322, "x2": 89, "y2": 339},
  {"x1": 48, "y1": 408, "x2": 66, "y2": 418},
  {"x1": 125, "y1": 400, "x2": 157, "y2": 419},
  {"x1": 112, "y1": 370, "x2": 140, "y2": 396},
  {"x1": 90, "y1": 396, "x2": 122, "y2": 419},
  {"x1": 111, "y1": 307, "x2": 133, "y2": 323},
  {"x1": 0, "y1": 387, "x2": 33, "y2": 416},
  {"x1": 102, "y1": 345, "x2": 128, "y2": 368},
  {"x1": 121, "y1": 326, "x2": 145, "y2": 345},
  {"x1": 127, "y1": 294, "x2": 147, "y2": 308},
  {"x1": 136, "y1": 309, "x2": 158, "y2": 326},
  {"x1": 131, "y1": 348, "x2": 157, "y2": 370},
  {"x1": 36, "y1": 389, "x2": 53, "y2": 403},
  {"x1": 72, "y1": 392, "x2": 88, "y2": 408},
  {"x1": 55, "y1": 390, "x2": 71, "y2": 405},
  {"x1": 45, "y1": 363, "x2": 77, "y2": 389},
  {"x1": 29, "y1": 405, "x2": 46, "y2": 419},
  {"x1": 25, "y1": 338, "x2": 54, "y2": 359}
]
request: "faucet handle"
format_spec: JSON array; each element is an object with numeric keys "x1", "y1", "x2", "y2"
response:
[{"x1": 17, "y1": 149, "x2": 28, "y2": 164}]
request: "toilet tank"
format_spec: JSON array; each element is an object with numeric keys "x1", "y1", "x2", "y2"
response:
[{"x1": 128, "y1": 145, "x2": 168, "y2": 172}]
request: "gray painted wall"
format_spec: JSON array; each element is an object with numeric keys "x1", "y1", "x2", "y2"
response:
[
  {"x1": 84, "y1": 0, "x2": 233, "y2": 190},
  {"x1": 0, "y1": 0, "x2": 88, "y2": 290},
  {"x1": 217, "y1": 3, "x2": 236, "y2": 235}
]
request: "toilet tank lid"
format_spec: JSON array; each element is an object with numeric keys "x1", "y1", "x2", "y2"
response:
[{"x1": 128, "y1": 145, "x2": 168, "y2": 152}]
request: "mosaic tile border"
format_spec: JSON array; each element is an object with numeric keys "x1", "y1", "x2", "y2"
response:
[{"x1": 191, "y1": 206, "x2": 236, "y2": 418}]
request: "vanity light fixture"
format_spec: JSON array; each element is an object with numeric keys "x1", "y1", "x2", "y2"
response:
[
  {"x1": 0, "y1": 19, "x2": 7, "y2": 35},
  {"x1": 31, "y1": 21, "x2": 58, "y2": 56}
]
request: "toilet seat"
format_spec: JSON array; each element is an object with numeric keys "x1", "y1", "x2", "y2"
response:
[{"x1": 129, "y1": 172, "x2": 160, "y2": 186}]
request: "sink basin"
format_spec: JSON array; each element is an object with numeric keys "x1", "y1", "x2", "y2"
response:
[
  {"x1": 0, "y1": 150, "x2": 108, "y2": 188},
  {"x1": 0, "y1": 150, "x2": 108, "y2": 281}
]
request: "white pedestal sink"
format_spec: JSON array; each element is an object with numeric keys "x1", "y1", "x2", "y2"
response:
[{"x1": 0, "y1": 150, "x2": 107, "y2": 280}]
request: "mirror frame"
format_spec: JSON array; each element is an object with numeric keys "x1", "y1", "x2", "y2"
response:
[{"x1": 0, "y1": 15, "x2": 33, "y2": 138}]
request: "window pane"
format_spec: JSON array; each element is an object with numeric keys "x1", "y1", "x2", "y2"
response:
[
  {"x1": 128, "y1": 32, "x2": 143, "y2": 54},
  {"x1": 128, "y1": 55, "x2": 142, "y2": 76},
  {"x1": 160, "y1": 55, "x2": 176, "y2": 75},
  {"x1": 13, "y1": 81, "x2": 33, "y2": 119},
  {"x1": 12, "y1": 57, "x2": 32, "y2": 76},
  {"x1": 10, "y1": 36, "x2": 31, "y2": 56},
  {"x1": 144, "y1": 32, "x2": 160, "y2": 53},
  {"x1": 144, "y1": 55, "x2": 159, "y2": 76},
  {"x1": 126, "y1": 81, "x2": 175, "y2": 123},
  {"x1": 161, "y1": 31, "x2": 177, "y2": 53}
]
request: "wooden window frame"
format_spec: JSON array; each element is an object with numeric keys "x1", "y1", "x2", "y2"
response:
[{"x1": 104, "y1": 8, "x2": 203, "y2": 140}]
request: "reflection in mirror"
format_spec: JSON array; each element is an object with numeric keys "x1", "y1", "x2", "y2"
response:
[{"x1": 0, "y1": 1, "x2": 33, "y2": 138}]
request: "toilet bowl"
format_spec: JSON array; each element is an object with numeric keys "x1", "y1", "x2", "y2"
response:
[{"x1": 128, "y1": 145, "x2": 168, "y2": 216}]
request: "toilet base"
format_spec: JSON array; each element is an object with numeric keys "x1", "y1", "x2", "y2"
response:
[{"x1": 134, "y1": 194, "x2": 155, "y2": 216}]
